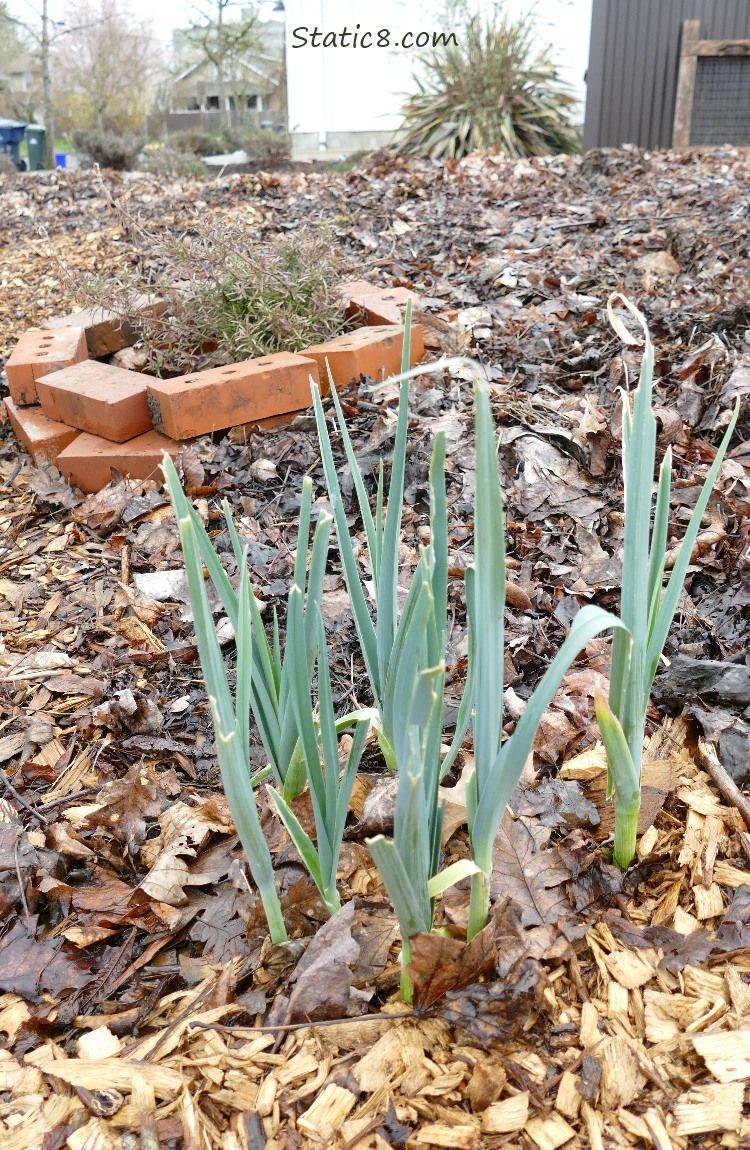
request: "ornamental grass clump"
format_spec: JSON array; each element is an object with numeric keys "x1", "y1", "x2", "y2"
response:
[
  {"x1": 596, "y1": 295, "x2": 741, "y2": 870},
  {"x1": 163, "y1": 456, "x2": 288, "y2": 943},
  {"x1": 164, "y1": 454, "x2": 372, "y2": 935},
  {"x1": 397, "y1": 1, "x2": 579, "y2": 160},
  {"x1": 364, "y1": 438, "x2": 479, "y2": 1002},
  {"x1": 268, "y1": 592, "x2": 370, "y2": 916}
]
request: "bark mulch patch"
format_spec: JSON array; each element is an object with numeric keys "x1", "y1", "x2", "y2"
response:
[{"x1": 0, "y1": 148, "x2": 749, "y2": 1147}]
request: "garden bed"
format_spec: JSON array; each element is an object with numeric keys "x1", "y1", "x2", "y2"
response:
[{"x1": 0, "y1": 147, "x2": 749, "y2": 1147}]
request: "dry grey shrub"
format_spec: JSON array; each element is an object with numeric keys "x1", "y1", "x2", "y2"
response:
[{"x1": 81, "y1": 212, "x2": 347, "y2": 376}]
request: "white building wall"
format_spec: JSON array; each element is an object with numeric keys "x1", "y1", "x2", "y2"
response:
[{"x1": 284, "y1": 0, "x2": 593, "y2": 153}]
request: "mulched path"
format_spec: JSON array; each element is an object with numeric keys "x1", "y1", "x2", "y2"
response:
[{"x1": 0, "y1": 148, "x2": 749, "y2": 1149}]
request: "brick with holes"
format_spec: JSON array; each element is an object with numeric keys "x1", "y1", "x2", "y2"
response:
[
  {"x1": 43, "y1": 307, "x2": 136, "y2": 358},
  {"x1": 302, "y1": 324, "x2": 424, "y2": 392},
  {"x1": 5, "y1": 328, "x2": 88, "y2": 406},
  {"x1": 146, "y1": 352, "x2": 320, "y2": 439},
  {"x1": 343, "y1": 284, "x2": 422, "y2": 326}
]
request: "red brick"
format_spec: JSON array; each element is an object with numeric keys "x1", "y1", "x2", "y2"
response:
[
  {"x1": 57, "y1": 430, "x2": 183, "y2": 493},
  {"x1": 5, "y1": 328, "x2": 88, "y2": 406},
  {"x1": 227, "y1": 409, "x2": 305, "y2": 444},
  {"x1": 43, "y1": 308, "x2": 136, "y2": 358},
  {"x1": 35, "y1": 360, "x2": 152, "y2": 443},
  {"x1": 362, "y1": 288, "x2": 420, "y2": 325},
  {"x1": 130, "y1": 293, "x2": 168, "y2": 320},
  {"x1": 4, "y1": 398, "x2": 80, "y2": 467},
  {"x1": 343, "y1": 284, "x2": 421, "y2": 325},
  {"x1": 302, "y1": 325, "x2": 424, "y2": 391},
  {"x1": 146, "y1": 352, "x2": 320, "y2": 440},
  {"x1": 339, "y1": 278, "x2": 381, "y2": 315}
]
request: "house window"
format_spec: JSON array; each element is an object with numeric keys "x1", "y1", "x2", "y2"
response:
[
  {"x1": 246, "y1": 95, "x2": 258, "y2": 109},
  {"x1": 206, "y1": 95, "x2": 220, "y2": 110}
]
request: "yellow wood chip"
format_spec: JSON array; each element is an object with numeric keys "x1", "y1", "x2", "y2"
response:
[
  {"x1": 525, "y1": 1110, "x2": 578, "y2": 1150},
  {"x1": 693, "y1": 882, "x2": 724, "y2": 920},
  {"x1": 298, "y1": 1084, "x2": 357, "y2": 1141},
  {"x1": 481, "y1": 1092, "x2": 529, "y2": 1134},
  {"x1": 413, "y1": 1121, "x2": 479, "y2": 1148},
  {"x1": 603, "y1": 948, "x2": 657, "y2": 989},
  {"x1": 672, "y1": 1082, "x2": 744, "y2": 1135},
  {"x1": 30, "y1": 1054, "x2": 182, "y2": 1099},
  {"x1": 692, "y1": 1031, "x2": 750, "y2": 1082}
]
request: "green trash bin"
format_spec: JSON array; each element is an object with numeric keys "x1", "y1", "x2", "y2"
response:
[{"x1": 26, "y1": 124, "x2": 47, "y2": 171}]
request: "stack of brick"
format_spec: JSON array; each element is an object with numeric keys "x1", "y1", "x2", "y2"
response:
[{"x1": 2, "y1": 280, "x2": 427, "y2": 493}]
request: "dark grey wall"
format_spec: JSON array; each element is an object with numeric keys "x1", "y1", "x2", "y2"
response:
[{"x1": 584, "y1": 0, "x2": 750, "y2": 149}]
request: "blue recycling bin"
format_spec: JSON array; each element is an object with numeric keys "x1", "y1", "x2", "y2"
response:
[{"x1": 0, "y1": 118, "x2": 28, "y2": 169}]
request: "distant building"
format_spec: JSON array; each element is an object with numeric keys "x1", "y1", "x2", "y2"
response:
[
  {"x1": 284, "y1": 0, "x2": 591, "y2": 155},
  {"x1": 584, "y1": 0, "x2": 750, "y2": 150},
  {"x1": 0, "y1": 52, "x2": 42, "y2": 122},
  {"x1": 166, "y1": 5, "x2": 285, "y2": 134}
]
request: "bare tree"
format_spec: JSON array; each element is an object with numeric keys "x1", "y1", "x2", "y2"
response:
[
  {"x1": 53, "y1": 0, "x2": 163, "y2": 135},
  {"x1": 0, "y1": 0, "x2": 82, "y2": 165},
  {"x1": 182, "y1": 0, "x2": 263, "y2": 128}
]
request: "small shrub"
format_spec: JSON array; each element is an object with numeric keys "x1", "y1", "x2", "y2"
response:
[
  {"x1": 0, "y1": 151, "x2": 18, "y2": 176},
  {"x1": 221, "y1": 127, "x2": 292, "y2": 167},
  {"x1": 81, "y1": 216, "x2": 346, "y2": 375},
  {"x1": 72, "y1": 128, "x2": 143, "y2": 170},
  {"x1": 397, "y1": 1, "x2": 579, "y2": 160},
  {"x1": 141, "y1": 146, "x2": 206, "y2": 178},
  {"x1": 168, "y1": 129, "x2": 219, "y2": 157}
]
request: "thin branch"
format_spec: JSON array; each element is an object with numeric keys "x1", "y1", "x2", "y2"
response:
[{"x1": 698, "y1": 738, "x2": 750, "y2": 830}]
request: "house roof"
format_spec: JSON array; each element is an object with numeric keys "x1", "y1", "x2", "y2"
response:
[
  {"x1": 173, "y1": 55, "x2": 280, "y2": 88},
  {"x1": 0, "y1": 52, "x2": 40, "y2": 78}
]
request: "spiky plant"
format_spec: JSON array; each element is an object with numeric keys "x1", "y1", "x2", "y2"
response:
[{"x1": 397, "y1": 2, "x2": 579, "y2": 161}]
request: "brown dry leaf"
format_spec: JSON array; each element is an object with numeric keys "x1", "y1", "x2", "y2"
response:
[
  {"x1": 491, "y1": 814, "x2": 579, "y2": 959},
  {"x1": 408, "y1": 925, "x2": 497, "y2": 1010},
  {"x1": 180, "y1": 444, "x2": 205, "y2": 489},
  {"x1": 0, "y1": 919, "x2": 100, "y2": 999},
  {"x1": 85, "y1": 763, "x2": 163, "y2": 847},
  {"x1": 286, "y1": 900, "x2": 360, "y2": 1023},
  {"x1": 72, "y1": 481, "x2": 131, "y2": 533}
]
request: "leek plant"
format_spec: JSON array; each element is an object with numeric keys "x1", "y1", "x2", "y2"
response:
[
  {"x1": 163, "y1": 455, "x2": 330, "y2": 802},
  {"x1": 268, "y1": 590, "x2": 370, "y2": 915},
  {"x1": 311, "y1": 303, "x2": 472, "y2": 778},
  {"x1": 364, "y1": 437, "x2": 479, "y2": 1001},
  {"x1": 464, "y1": 379, "x2": 625, "y2": 940},
  {"x1": 367, "y1": 381, "x2": 621, "y2": 990},
  {"x1": 597, "y1": 294, "x2": 741, "y2": 869},
  {"x1": 162, "y1": 460, "x2": 288, "y2": 943}
]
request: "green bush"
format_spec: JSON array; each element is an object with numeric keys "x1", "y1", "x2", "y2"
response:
[
  {"x1": 141, "y1": 146, "x2": 206, "y2": 178},
  {"x1": 397, "y1": 1, "x2": 579, "y2": 160},
  {"x1": 219, "y1": 127, "x2": 292, "y2": 167},
  {"x1": 72, "y1": 129, "x2": 143, "y2": 171},
  {"x1": 168, "y1": 129, "x2": 219, "y2": 157}
]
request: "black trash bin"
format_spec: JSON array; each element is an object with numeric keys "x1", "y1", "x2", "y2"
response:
[{"x1": 0, "y1": 119, "x2": 29, "y2": 169}]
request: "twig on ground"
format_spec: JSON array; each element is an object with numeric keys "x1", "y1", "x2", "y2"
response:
[{"x1": 697, "y1": 738, "x2": 750, "y2": 830}]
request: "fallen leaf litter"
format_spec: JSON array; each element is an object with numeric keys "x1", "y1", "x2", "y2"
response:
[{"x1": 0, "y1": 147, "x2": 749, "y2": 1146}]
